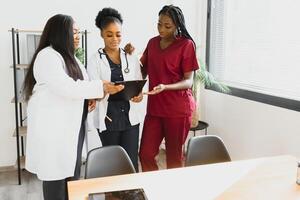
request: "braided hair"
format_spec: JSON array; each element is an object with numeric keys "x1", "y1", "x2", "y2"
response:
[
  {"x1": 159, "y1": 5, "x2": 195, "y2": 46},
  {"x1": 95, "y1": 7, "x2": 123, "y2": 30}
]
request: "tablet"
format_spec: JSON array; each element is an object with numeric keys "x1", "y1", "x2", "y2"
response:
[
  {"x1": 109, "y1": 80, "x2": 147, "y2": 101},
  {"x1": 88, "y1": 188, "x2": 148, "y2": 200}
]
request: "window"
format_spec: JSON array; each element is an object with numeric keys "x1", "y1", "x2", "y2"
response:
[{"x1": 207, "y1": 0, "x2": 300, "y2": 111}]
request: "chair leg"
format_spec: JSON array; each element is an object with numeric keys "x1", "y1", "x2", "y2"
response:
[{"x1": 205, "y1": 128, "x2": 207, "y2": 135}]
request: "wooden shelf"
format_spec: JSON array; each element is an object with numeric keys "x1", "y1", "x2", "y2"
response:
[
  {"x1": 8, "y1": 29, "x2": 89, "y2": 34},
  {"x1": 11, "y1": 97, "x2": 25, "y2": 103},
  {"x1": 10, "y1": 64, "x2": 29, "y2": 69},
  {"x1": 13, "y1": 126, "x2": 27, "y2": 137},
  {"x1": 8, "y1": 29, "x2": 42, "y2": 33},
  {"x1": 14, "y1": 156, "x2": 25, "y2": 170}
]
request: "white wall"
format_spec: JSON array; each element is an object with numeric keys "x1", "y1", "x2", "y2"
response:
[
  {"x1": 200, "y1": 0, "x2": 300, "y2": 161},
  {"x1": 202, "y1": 89, "x2": 300, "y2": 160},
  {"x1": 0, "y1": 0, "x2": 163, "y2": 167},
  {"x1": 0, "y1": 0, "x2": 206, "y2": 166}
]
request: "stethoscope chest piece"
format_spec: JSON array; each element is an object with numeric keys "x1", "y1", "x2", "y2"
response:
[{"x1": 124, "y1": 68, "x2": 130, "y2": 74}]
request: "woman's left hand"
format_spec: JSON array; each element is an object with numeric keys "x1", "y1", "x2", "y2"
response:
[
  {"x1": 88, "y1": 99, "x2": 96, "y2": 112},
  {"x1": 144, "y1": 84, "x2": 165, "y2": 95},
  {"x1": 131, "y1": 92, "x2": 143, "y2": 102}
]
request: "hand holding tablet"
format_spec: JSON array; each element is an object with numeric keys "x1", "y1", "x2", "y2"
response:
[{"x1": 109, "y1": 80, "x2": 147, "y2": 101}]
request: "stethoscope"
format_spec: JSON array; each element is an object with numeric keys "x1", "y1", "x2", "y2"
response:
[{"x1": 98, "y1": 48, "x2": 130, "y2": 74}]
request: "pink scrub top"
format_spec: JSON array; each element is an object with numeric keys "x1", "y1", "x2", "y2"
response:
[{"x1": 141, "y1": 36, "x2": 199, "y2": 117}]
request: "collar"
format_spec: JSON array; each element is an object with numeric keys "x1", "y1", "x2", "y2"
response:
[{"x1": 98, "y1": 48, "x2": 126, "y2": 56}]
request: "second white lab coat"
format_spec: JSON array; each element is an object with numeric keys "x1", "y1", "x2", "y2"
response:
[{"x1": 87, "y1": 48, "x2": 144, "y2": 132}]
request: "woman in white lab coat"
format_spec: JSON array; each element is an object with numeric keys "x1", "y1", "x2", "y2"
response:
[
  {"x1": 87, "y1": 8, "x2": 144, "y2": 172},
  {"x1": 23, "y1": 14, "x2": 123, "y2": 200}
]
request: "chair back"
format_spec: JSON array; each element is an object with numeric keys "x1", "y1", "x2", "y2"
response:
[
  {"x1": 85, "y1": 145, "x2": 136, "y2": 179},
  {"x1": 185, "y1": 135, "x2": 231, "y2": 167}
]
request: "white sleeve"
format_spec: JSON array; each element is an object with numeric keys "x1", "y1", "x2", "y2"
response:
[
  {"x1": 33, "y1": 49, "x2": 104, "y2": 99},
  {"x1": 133, "y1": 55, "x2": 143, "y2": 80},
  {"x1": 87, "y1": 55, "x2": 101, "y2": 81}
]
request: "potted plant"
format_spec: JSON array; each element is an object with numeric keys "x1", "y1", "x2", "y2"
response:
[
  {"x1": 191, "y1": 58, "x2": 230, "y2": 127},
  {"x1": 75, "y1": 47, "x2": 85, "y2": 64}
]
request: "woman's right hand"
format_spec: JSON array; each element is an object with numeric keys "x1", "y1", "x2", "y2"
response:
[
  {"x1": 103, "y1": 80, "x2": 124, "y2": 95},
  {"x1": 124, "y1": 43, "x2": 135, "y2": 55}
]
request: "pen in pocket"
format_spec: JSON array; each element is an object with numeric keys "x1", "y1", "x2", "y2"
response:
[{"x1": 105, "y1": 115, "x2": 112, "y2": 122}]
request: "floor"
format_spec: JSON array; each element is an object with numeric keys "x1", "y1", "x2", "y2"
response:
[
  {"x1": 0, "y1": 149, "x2": 167, "y2": 200},
  {"x1": 0, "y1": 169, "x2": 42, "y2": 200}
]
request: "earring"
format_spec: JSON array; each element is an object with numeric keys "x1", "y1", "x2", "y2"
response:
[
  {"x1": 174, "y1": 27, "x2": 181, "y2": 38},
  {"x1": 178, "y1": 27, "x2": 181, "y2": 35},
  {"x1": 174, "y1": 29, "x2": 178, "y2": 37}
]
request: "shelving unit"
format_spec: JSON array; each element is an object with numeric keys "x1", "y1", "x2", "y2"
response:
[
  {"x1": 11, "y1": 64, "x2": 30, "y2": 70},
  {"x1": 13, "y1": 126, "x2": 27, "y2": 137},
  {"x1": 10, "y1": 28, "x2": 88, "y2": 185},
  {"x1": 10, "y1": 28, "x2": 31, "y2": 185}
]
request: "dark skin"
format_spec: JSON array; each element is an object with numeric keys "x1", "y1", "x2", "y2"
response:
[
  {"x1": 144, "y1": 14, "x2": 194, "y2": 95},
  {"x1": 101, "y1": 22, "x2": 143, "y2": 102},
  {"x1": 72, "y1": 23, "x2": 124, "y2": 112},
  {"x1": 88, "y1": 21, "x2": 143, "y2": 111}
]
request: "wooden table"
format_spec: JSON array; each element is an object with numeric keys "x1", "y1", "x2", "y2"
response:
[{"x1": 68, "y1": 155, "x2": 300, "y2": 200}]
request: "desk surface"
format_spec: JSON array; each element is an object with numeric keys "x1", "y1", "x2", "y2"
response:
[{"x1": 68, "y1": 155, "x2": 300, "y2": 200}]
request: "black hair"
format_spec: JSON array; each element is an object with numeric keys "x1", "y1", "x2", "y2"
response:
[
  {"x1": 95, "y1": 7, "x2": 123, "y2": 30},
  {"x1": 159, "y1": 5, "x2": 195, "y2": 45},
  {"x1": 23, "y1": 14, "x2": 83, "y2": 101}
]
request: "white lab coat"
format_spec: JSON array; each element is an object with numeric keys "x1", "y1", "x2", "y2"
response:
[
  {"x1": 87, "y1": 48, "x2": 144, "y2": 132},
  {"x1": 25, "y1": 47, "x2": 104, "y2": 181}
]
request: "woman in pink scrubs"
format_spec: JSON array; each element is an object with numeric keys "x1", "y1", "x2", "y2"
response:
[{"x1": 139, "y1": 5, "x2": 199, "y2": 171}]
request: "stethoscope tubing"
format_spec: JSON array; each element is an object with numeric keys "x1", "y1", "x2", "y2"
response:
[{"x1": 98, "y1": 48, "x2": 130, "y2": 74}]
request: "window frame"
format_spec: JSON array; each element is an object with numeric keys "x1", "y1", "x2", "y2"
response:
[{"x1": 205, "y1": 0, "x2": 300, "y2": 112}]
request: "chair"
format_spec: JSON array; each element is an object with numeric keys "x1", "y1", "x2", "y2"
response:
[
  {"x1": 185, "y1": 135, "x2": 231, "y2": 167},
  {"x1": 85, "y1": 145, "x2": 136, "y2": 179}
]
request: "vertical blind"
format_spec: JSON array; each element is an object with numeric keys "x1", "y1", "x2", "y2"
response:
[{"x1": 209, "y1": 0, "x2": 300, "y2": 101}]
